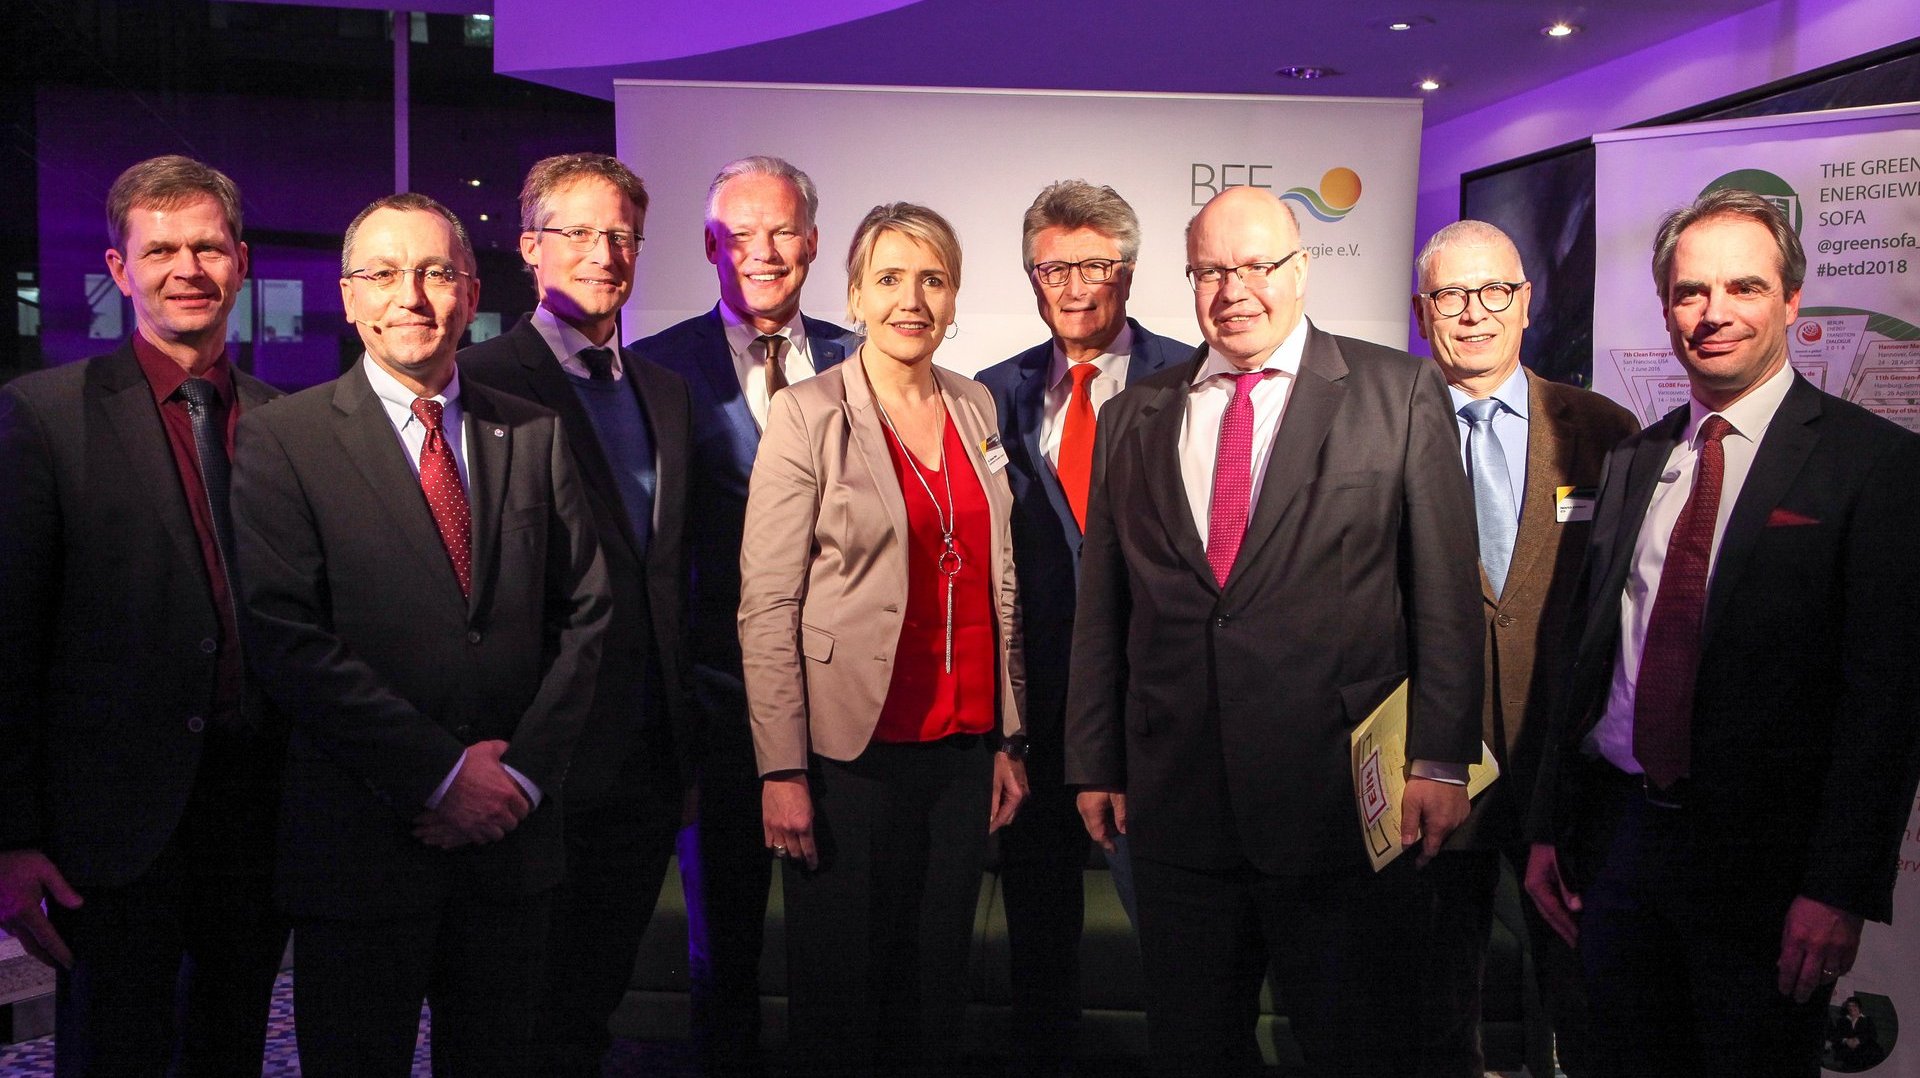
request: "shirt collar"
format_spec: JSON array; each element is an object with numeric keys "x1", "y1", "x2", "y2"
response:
[
  {"x1": 1685, "y1": 357, "x2": 1794, "y2": 446},
  {"x1": 531, "y1": 304, "x2": 623, "y2": 379},
  {"x1": 1192, "y1": 315, "x2": 1309, "y2": 387},
  {"x1": 1049, "y1": 322, "x2": 1134, "y2": 391},
  {"x1": 362, "y1": 353, "x2": 460, "y2": 420},
  {"x1": 131, "y1": 330, "x2": 233, "y2": 406},
  {"x1": 720, "y1": 302, "x2": 807, "y2": 358},
  {"x1": 1445, "y1": 363, "x2": 1530, "y2": 421}
]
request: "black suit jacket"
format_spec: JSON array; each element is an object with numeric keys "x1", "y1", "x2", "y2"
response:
[
  {"x1": 1528, "y1": 373, "x2": 1920, "y2": 922},
  {"x1": 232, "y1": 362, "x2": 610, "y2": 918},
  {"x1": 976, "y1": 318, "x2": 1191, "y2": 754},
  {"x1": 0, "y1": 342, "x2": 283, "y2": 887},
  {"x1": 1065, "y1": 324, "x2": 1484, "y2": 874},
  {"x1": 635, "y1": 306, "x2": 855, "y2": 735},
  {"x1": 459, "y1": 314, "x2": 694, "y2": 800}
]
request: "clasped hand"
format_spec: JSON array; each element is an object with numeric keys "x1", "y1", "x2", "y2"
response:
[{"x1": 412, "y1": 740, "x2": 531, "y2": 849}]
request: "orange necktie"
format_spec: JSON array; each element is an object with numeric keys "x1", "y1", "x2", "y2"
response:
[{"x1": 1057, "y1": 362, "x2": 1099, "y2": 531}]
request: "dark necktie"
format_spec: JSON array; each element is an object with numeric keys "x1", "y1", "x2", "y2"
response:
[
  {"x1": 1056, "y1": 362, "x2": 1099, "y2": 532},
  {"x1": 410, "y1": 397, "x2": 473, "y2": 598},
  {"x1": 758, "y1": 334, "x2": 789, "y2": 398},
  {"x1": 1460, "y1": 397, "x2": 1518, "y2": 597},
  {"x1": 579, "y1": 346, "x2": 615, "y2": 381},
  {"x1": 1206, "y1": 371, "x2": 1263, "y2": 587},
  {"x1": 175, "y1": 378, "x2": 237, "y2": 591},
  {"x1": 1634, "y1": 414, "x2": 1735, "y2": 788}
]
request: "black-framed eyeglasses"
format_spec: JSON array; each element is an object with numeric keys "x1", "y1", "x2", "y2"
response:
[
  {"x1": 1421, "y1": 281, "x2": 1526, "y2": 318},
  {"x1": 1186, "y1": 250, "x2": 1302, "y2": 292},
  {"x1": 1031, "y1": 258, "x2": 1131, "y2": 287},
  {"x1": 536, "y1": 226, "x2": 644, "y2": 254},
  {"x1": 343, "y1": 266, "x2": 473, "y2": 292}
]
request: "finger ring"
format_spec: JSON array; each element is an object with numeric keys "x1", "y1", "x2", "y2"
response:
[
  {"x1": 772, "y1": 844, "x2": 787, "y2": 854},
  {"x1": 1824, "y1": 969, "x2": 1838, "y2": 978}
]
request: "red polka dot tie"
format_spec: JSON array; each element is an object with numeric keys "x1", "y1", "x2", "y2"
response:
[
  {"x1": 1206, "y1": 371, "x2": 1264, "y2": 587},
  {"x1": 410, "y1": 397, "x2": 472, "y2": 598}
]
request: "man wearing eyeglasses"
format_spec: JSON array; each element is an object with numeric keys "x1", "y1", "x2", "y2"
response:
[
  {"x1": 232, "y1": 192, "x2": 610, "y2": 1075},
  {"x1": 459, "y1": 153, "x2": 693, "y2": 1076},
  {"x1": 976, "y1": 179, "x2": 1190, "y2": 1074},
  {"x1": 1066, "y1": 185, "x2": 1483, "y2": 1076},
  {"x1": 1409, "y1": 220, "x2": 1635, "y2": 1078}
]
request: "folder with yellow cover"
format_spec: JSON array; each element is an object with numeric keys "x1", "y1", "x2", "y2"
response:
[{"x1": 1350, "y1": 680, "x2": 1499, "y2": 871}]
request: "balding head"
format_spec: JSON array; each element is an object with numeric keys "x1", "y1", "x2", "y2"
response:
[{"x1": 1185, "y1": 187, "x2": 1309, "y2": 368}]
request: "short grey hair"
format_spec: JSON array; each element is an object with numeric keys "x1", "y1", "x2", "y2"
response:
[
  {"x1": 1414, "y1": 220, "x2": 1524, "y2": 289},
  {"x1": 705, "y1": 155, "x2": 819, "y2": 231},
  {"x1": 341, "y1": 192, "x2": 475, "y2": 276},
  {"x1": 1651, "y1": 187, "x2": 1806, "y2": 300},
  {"x1": 1020, "y1": 180, "x2": 1141, "y2": 269}
]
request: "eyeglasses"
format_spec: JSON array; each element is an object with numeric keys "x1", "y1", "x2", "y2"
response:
[
  {"x1": 1421, "y1": 281, "x2": 1525, "y2": 318},
  {"x1": 536, "y1": 226, "x2": 644, "y2": 254},
  {"x1": 1186, "y1": 250, "x2": 1302, "y2": 292},
  {"x1": 1031, "y1": 258, "x2": 1131, "y2": 287},
  {"x1": 343, "y1": 266, "x2": 473, "y2": 292}
]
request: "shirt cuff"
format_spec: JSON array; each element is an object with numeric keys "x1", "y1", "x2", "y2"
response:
[
  {"x1": 502, "y1": 764, "x2": 543, "y2": 809},
  {"x1": 423, "y1": 751, "x2": 545, "y2": 810},
  {"x1": 1409, "y1": 759, "x2": 1469, "y2": 785}
]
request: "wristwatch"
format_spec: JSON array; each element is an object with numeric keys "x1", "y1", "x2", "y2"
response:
[{"x1": 998, "y1": 734, "x2": 1029, "y2": 761}]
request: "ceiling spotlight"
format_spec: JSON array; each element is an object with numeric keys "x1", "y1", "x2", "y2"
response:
[
  {"x1": 1276, "y1": 65, "x2": 1338, "y2": 80},
  {"x1": 478, "y1": 213, "x2": 490, "y2": 221},
  {"x1": 1543, "y1": 22, "x2": 1579, "y2": 37},
  {"x1": 1416, "y1": 78, "x2": 1442, "y2": 92},
  {"x1": 1373, "y1": 15, "x2": 1433, "y2": 31},
  {"x1": 467, "y1": 178, "x2": 483, "y2": 187},
  {"x1": 1388, "y1": 20, "x2": 1413, "y2": 30}
]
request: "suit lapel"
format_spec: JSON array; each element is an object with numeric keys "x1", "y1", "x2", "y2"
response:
[
  {"x1": 803, "y1": 316, "x2": 851, "y2": 373},
  {"x1": 462, "y1": 384, "x2": 510, "y2": 617},
  {"x1": 1228, "y1": 330, "x2": 1345, "y2": 591},
  {"x1": 93, "y1": 343, "x2": 204, "y2": 575},
  {"x1": 1134, "y1": 360, "x2": 1214, "y2": 591},
  {"x1": 331, "y1": 365, "x2": 468, "y2": 610},
  {"x1": 840, "y1": 354, "x2": 912, "y2": 549},
  {"x1": 1703, "y1": 375, "x2": 1819, "y2": 644},
  {"x1": 1011, "y1": 347, "x2": 1083, "y2": 542},
  {"x1": 1591, "y1": 409, "x2": 1685, "y2": 641},
  {"x1": 1500, "y1": 371, "x2": 1563, "y2": 608},
  {"x1": 630, "y1": 351, "x2": 688, "y2": 565}
]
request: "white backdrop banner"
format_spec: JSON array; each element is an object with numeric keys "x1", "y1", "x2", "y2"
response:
[
  {"x1": 614, "y1": 80, "x2": 1423, "y2": 374},
  {"x1": 1595, "y1": 99, "x2": 1920, "y2": 1076}
]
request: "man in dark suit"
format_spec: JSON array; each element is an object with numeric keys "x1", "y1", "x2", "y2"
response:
[
  {"x1": 977, "y1": 179, "x2": 1190, "y2": 1075},
  {"x1": 1410, "y1": 220, "x2": 1637, "y2": 1078},
  {"x1": 635, "y1": 155, "x2": 855, "y2": 1077},
  {"x1": 0, "y1": 155, "x2": 289, "y2": 1076},
  {"x1": 460, "y1": 153, "x2": 692, "y2": 1076},
  {"x1": 232, "y1": 193, "x2": 609, "y2": 1076},
  {"x1": 1524, "y1": 189, "x2": 1920, "y2": 1077},
  {"x1": 1065, "y1": 185, "x2": 1483, "y2": 1077}
]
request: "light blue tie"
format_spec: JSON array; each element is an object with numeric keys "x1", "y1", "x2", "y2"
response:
[{"x1": 1461, "y1": 397, "x2": 1517, "y2": 597}]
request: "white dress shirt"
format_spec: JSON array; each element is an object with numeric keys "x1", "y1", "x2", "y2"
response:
[
  {"x1": 1177, "y1": 317, "x2": 1308, "y2": 544},
  {"x1": 532, "y1": 302, "x2": 624, "y2": 381},
  {"x1": 1588, "y1": 359, "x2": 1796, "y2": 774},
  {"x1": 363, "y1": 355, "x2": 543, "y2": 809},
  {"x1": 1447, "y1": 363, "x2": 1531, "y2": 526},
  {"x1": 721, "y1": 305, "x2": 816, "y2": 430},
  {"x1": 1040, "y1": 323, "x2": 1134, "y2": 470}
]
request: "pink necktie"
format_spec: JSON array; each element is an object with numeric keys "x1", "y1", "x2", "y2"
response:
[
  {"x1": 1206, "y1": 371, "x2": 1263, "y2": 587},
  {"x1": 410, "y1": 397, "x2": 472, "y2": 598}
]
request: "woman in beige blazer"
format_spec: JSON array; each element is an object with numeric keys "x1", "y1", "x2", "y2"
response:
[{"x1": 739, "y1": 202, "x2": 1026, "y2": 1076}]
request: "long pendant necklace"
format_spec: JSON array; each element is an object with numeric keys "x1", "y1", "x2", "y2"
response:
[{"x1": 875, "y1": 394, "x2": 962, "y2": 673}]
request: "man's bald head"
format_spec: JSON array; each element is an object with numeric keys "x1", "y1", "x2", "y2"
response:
[{"x1": 1185, "y1": 187, "x2": 1310, "y2": 369}]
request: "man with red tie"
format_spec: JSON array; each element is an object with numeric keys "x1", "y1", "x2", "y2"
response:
[
  {"x1": 1525, "y1": 188, "x2": 1920, "y2": 1078},
  {"x1": 1065, "y1": 185, "x2": 1483, "y2": 1076},
  {"x1": 977, "y1": 179, "x2": 1190, "y2": 1074},
  {"x1": 231, "y1": 193, "x2": 609, "y2": 1075}
]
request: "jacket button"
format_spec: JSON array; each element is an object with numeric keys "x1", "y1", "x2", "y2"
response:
[
  {"x1": 1496, "y1": 614, "x2": 1515, "y2": 628},
  {"x1": 1215, "y1": 616, "x2": 1230, "y2": 628},
  {"x1": 186, "y1": 715, "x2": 205, "y2": 733},
  {"x1": 467, "y1": 630, "x2": 483, "y2": 644},
  {"x1": 199, "y1": 637, "x2": 218, "y2": 655}
]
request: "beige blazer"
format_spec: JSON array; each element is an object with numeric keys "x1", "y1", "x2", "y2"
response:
[{"x1": 739, "y1": 357, "x2": 1025, "y2": 774}]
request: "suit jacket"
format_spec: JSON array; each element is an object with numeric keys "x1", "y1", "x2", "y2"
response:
[
  {"x1": 231, "y1": 362, "x2": 610, "y2": 918},
  {"x1": 636, "y1": 307, "x2": 854, "y2": 748},
  {"x1": 460, "y1": 314, "x2": 694, "y2": 801},
  {"x1": 1528, "y1": 373, "x2": 1920, "y2": 922},
  {"x1": 1448, "y1": 371, "x2": 1637, "y2": 850},
  {"x1": 737, "y1": 360, "x2": 1025, "y2": 773},
  {"x1": 1064, "y1": 324, "x2": 1483, "y2": 875},
  {"x1": 0, "y1": 341, "x2": 283, "y2": 887},
  {"x1": 976, "y1": 318, "x2": 1191, "y2": 754}
]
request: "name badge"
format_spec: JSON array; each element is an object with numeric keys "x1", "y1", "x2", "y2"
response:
[
  {"x1": 980, "y1": 433, "x2": 1010, "y2": 474},
  {"x1": 1556, "y1": 486, "x2": 1597, "y2": 523}
]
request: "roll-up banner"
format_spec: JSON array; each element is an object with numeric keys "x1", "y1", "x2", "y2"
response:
[
  {"x1": 1596, "y1": 100, "x2": 1920, "y2": 1076},
  {"x1": 614, "y1": 80, "x2": 1423, "y2": 374}
]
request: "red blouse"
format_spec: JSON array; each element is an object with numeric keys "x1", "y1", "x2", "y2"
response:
[{"x1": 873, "y1": 414, "x2": 997, "y2": 743}]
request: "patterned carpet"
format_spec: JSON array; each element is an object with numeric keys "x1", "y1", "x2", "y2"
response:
[{"x1": 0, "y1": 969, "x2": 699, "y2": 1077}]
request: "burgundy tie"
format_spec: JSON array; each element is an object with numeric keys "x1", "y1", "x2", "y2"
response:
[
  {"x1": 1633, "y1": 414, "x2": 1735, "y2": 788},
  {"x1": 410, "y1": 397, "x2": 472, "y2": 598},
  {"x1": 1206, "y1": 371, "x2": 1263, "y2": 587}
]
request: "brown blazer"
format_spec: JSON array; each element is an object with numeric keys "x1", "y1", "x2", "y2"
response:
[
  {"x1": 738, "y1": 358, "x2": 1025, "y2": 774},
  {"x1": 1450, "y1": 370, "x2": 1636, "y2": 849}
]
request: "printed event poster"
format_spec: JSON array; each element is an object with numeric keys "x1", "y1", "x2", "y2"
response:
[
  {"x1": 1594, "y1": 101, "x2": 1920, "y2": 1075},
  {"x1": 1350, "y1": 681, "x2": 1498, "y2": 872}
]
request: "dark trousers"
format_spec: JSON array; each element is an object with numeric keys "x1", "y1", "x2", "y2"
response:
[
  {"x1": 783, "y1": 734, "x2": 993, "y2": 1078},
  {"x1": 290, "y1": 888, "x2": 551, "y2": 1077},
  {"x1": 1132, "y1": 853, "x2": 1422, "y2": 1078},
  {"x1": 49, "y1": 841, "x2": 286, "y2": 1078},
  {"x1": 1573, "y1": 778, "x2": 1830, "y2": 1078},
  {"x1": 682, "y1": 705, "x2": 773, "y2": 1077},
  {"x1": 536, "y1": 746, "x2": 681, "y2": 1077},
  {"x1": 1415, "y1": 845, "x2": 1591, "y2": 1077},
  {"x1": 998, "y1": 741, "x2": 1092, "y2": 1075}
]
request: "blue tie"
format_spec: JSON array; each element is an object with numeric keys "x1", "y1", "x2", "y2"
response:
[{"x1": 1461, "y1": 397, "x2": 1517, "y2": 597}]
